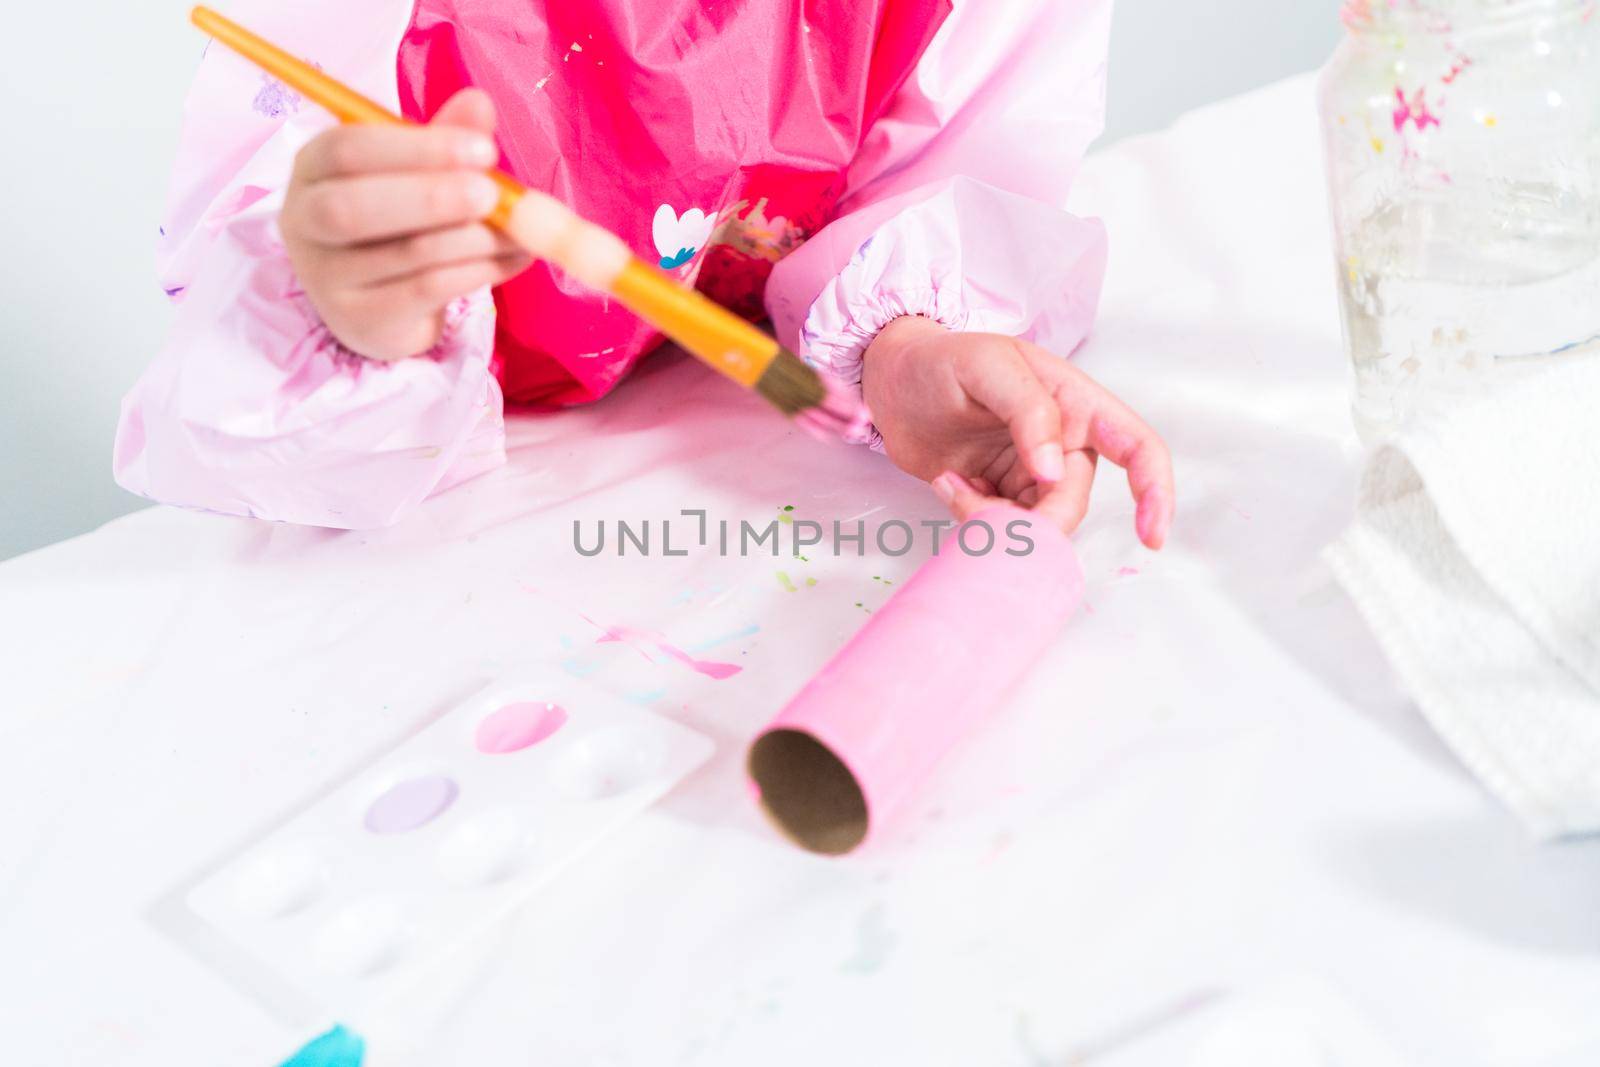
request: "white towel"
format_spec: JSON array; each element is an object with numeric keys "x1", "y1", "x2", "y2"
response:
[{"x1": 1327, "y1": 357, "x2": 1600, "y2": 839}]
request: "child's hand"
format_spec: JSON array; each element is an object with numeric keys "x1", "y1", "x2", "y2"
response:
[
  {"x1": 281, "y1": 89, "x2": 532, "y2": 361},
  {"x1": 862, "y1": 315, "x2": 1175, "y2": 548}
]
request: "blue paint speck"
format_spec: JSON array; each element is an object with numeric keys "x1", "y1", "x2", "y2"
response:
[
  {"x1": 839, "y1": 903, "x2": 897, "y2": 975},
  {"x1": 560, "y1": 657, "x2": 598, "y2": 679},
  {"x1": 659, "y1": 247, "x2": 695, "y2": 270},
  {"x1": 279, "y1": 1025, "x2": 364, "y2": 1067}
]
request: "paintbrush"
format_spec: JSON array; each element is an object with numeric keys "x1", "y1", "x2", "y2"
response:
[{"x1": 189, "y1": 6, "x2": 867, "y2": 439}]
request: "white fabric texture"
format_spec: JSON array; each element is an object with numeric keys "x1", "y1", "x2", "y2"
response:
[{"x1": 1328, "y1": 357, "x2": 1600, "y2": 838}]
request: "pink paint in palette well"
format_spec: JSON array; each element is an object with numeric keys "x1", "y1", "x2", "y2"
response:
[
  {"x1": 475, "y1": 702, "x2": 570, "y2": 754},
  {"x1": 183, "y1": 671, "x2": 719, "y2": 1021}
]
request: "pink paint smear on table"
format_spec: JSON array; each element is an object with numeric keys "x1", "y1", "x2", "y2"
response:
[{"x1": 582, "y1": 616, "x2": 742, "y2": 680}]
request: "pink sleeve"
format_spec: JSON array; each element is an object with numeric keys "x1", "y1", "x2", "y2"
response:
[
  {"x1": 764, "y1": 0, "x2": 1112, "y2": 447},
  {"x1": 114, "y1": 0, "x2": 505, "y2": 529}
]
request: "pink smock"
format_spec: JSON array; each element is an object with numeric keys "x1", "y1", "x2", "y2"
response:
[{"x1": 115, "y1": 0, "x2": 1113, "y2": 528}]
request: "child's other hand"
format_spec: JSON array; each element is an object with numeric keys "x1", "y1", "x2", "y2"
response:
[
  {"x1": 862, "y1": 315, "x2": 1175, "y2": 548},
  {"x1": 281, "y1": 89, "x2": 532, "y2": 361}
]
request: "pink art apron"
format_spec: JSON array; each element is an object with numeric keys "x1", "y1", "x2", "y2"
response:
[{"x1": 396, "y1": 0, "x2": 951, "y2": 407}]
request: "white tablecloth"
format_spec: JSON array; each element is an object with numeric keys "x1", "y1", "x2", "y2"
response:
[{"x1": 6, "y1": 76, "x2": 1600, "y2": 1067}]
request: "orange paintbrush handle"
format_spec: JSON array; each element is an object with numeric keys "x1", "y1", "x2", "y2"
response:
[
  {"x1": 191, "y1": 6, "x2": 400, "y2": 127},
  {"x1": 190, "y1": 5, "x2": 785, "y2": 389},
  {"x1": 189, "y1": 6, "x2": 527, "y2": 225}
]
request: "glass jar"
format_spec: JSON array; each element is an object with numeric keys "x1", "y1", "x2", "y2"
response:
[{"x1": 1319, "y1": 0, "x2": 1600, "y2": 444}]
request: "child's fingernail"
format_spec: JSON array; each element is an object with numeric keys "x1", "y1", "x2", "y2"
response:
[
  {"x1": 457, "y1": 135, "x2": 499, "y2": 168},
  {"x1": 932, "y1": 473, "x2": 957, "y2": 504},
  {"x1": 465, "y1": 175, "x2": 501, "y2": 215},
  {"x1": 1137, "y1": 490, "x2": 1168, "y2": 548},
  {"x1": 1031, "y1": 445, "x2": 1066, "y2": 483}
]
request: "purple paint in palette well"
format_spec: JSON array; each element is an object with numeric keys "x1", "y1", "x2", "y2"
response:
[
  {"x1": 364, "y1": 775, "x2": 459, "y2": 834},
  {"x1": 475, "y1": 702, "x2": 569, "y2": 754}
]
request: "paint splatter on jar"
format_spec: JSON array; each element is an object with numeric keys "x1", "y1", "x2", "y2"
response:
[{"x1": 1320, "y1": 0, "x2": 1600, "y2": 445}]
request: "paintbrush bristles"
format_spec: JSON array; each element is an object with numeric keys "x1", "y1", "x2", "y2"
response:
[
  {"x1": 755, "y1": 348, "x2": 828, "y2": 416},
  {"x1": 792, "y1": 358, "x2": 873, "y2": 442}
]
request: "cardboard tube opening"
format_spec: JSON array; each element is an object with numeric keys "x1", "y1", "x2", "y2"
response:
[{"x1": 748, "y1": 729, "x2": 868, "y2": 856}]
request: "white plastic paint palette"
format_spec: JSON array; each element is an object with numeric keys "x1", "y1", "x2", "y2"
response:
[{"x1": 183, "y1": 672, "x2": 713, "y2": 1014}]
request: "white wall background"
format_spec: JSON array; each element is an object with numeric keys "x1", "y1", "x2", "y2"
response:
[{"x1": 0, "y1": 0, "x2": 1341, "y2": 560}]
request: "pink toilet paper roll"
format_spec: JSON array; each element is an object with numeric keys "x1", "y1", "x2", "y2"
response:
[{"x1": 748, "y1": 506, "x2": 1086, "y2": 854}]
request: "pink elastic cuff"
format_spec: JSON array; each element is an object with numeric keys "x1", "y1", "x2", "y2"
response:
[
  {"x1": 794, "y1": 178, "x2": 1108, "y2": 452},
  {"x1": 292, "y1": 289, "x2": 489, "y2": 368},
  {"x1": 800, "y1": 279, "x2": 975, "y2": 451}
]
